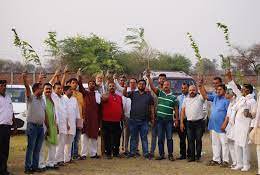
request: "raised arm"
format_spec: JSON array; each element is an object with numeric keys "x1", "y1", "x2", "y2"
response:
[
  {"x1": 198, "y1": 78, "x2": 208, "y2": 100},
  {"x1": 77, "y1": 68, "x2": 87, "y2": 95},
  {"x1": 226, "y1": 70, "x2": 242, "y2": 98},
  {"x1": 22, "y1": 73, "x2": 31, "y2": 98},
  {"x1": 61, "y1": 65, "x2": 69, "y2": 88},
  {"x1": 49, "y1": 69, "x2": 60, "y2": 85},
  {"x1": 113, "y1": 74, "x2": 124, "y2": 93},
  {"x1": 146, "y1": 71, "x2": 159, "y2": 95}
]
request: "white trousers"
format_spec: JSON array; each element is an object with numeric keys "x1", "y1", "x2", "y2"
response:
[
  {"x1": 39, "y1": 141, "x2": 57, "y2": 167},
  {"x1": 64, "y1": 134, "x2": 74, "y2": 162},
  {"x1": 81, "y1": 134, "x2": 98, "y2": 157},
  {"x1": 228, "y1": 139, "x2": 236, "y2": 165},
  {"x1": 257, "y1": 144, "x2": 260, "y2": 174},
  {"x1": 211, "y1": 130, "x2": 229, "y2": 163},
  {"x1": 55, "y1": 134, "x2": 67, "y2": 163},
  {"x1": 235, "y1": 143, "x2": 250, "y2": 169}
]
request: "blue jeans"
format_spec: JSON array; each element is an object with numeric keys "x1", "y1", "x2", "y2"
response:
[
  {"x1": 150, "y1": 121, "x2": 158, "y2": 154},
  {"x1": 71, "y1": 129, "x2": 80, "y2": 158},
  {"x1": 128, "y1": 119, "x2": 149, "y2": 156},
  {"x1": 25, "y1": 122, "x2": 44, "y2": 171},
  {"x1": 157, "y1": 118, "x2": 173, "y2": 157}
]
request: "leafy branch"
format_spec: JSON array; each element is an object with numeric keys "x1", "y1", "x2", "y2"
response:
[
  {"x1": 186, "y1": 32, "x2": 203, "y2": 75},
  {"x1": 217, "y1": 22, "x2": 231, "y2": 47},
  {"x1": 12, "y1": 28, "x2": 41, "y2": 66},
  {"x1": 44, "y1": 31, "x2": 60, "y2": 57}
]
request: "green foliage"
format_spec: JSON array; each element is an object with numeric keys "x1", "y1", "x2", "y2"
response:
[
  {"x1": 12, "y1": 28, "x2": 41, "y2": 66},
  {"x1": 219, "y1": 54, "x2": 231, "y2": 70},
  {"x1": 217, "y1": 22, "x2": 231, "y2": 47},
  {"x1": 44, "y1": 31, "x2": 60, "y2": 57},
  {"x1": 186, "y1": 32, "x2": 203, "y2": 74},
  {"x1": 55, "y1": 34, "x2": 123, "y2": 74}
]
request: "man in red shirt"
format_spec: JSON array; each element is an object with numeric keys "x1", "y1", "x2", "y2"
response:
[{"x1": 102, "y1": 82, "x2": 124, "y2": 159}]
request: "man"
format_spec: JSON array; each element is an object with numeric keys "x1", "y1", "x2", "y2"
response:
[
  {"x1": 78, "y1": 71, "x2": 101, "y2": 159},
  {"x1": 102, "y1": 82, "x2": 124, "y2": 159},
  {"x1": 148, "y1": 73, "x2": 166, "y2": 158},
  {"x1": 23, "y1": 73, "x2": 46, "y2": 174},
  {"x1": 177, "y1": 82, "x2": 190, "y2": 160},
  {"x1": 180, "y1": 85, "x2": 205, "y2": 162},
  {"x1": 61, "y1": 67, "x2": 84, "y2": 160},
  {"x1": 199, "y1": 80, "x2": 230, "y2": 167},
  {"x1": 123, "y1": 79, "x2": 155, "y2": 159},
  {"x1": 147, "y1": 72, "x2": 178, "y2": 161},
  {"x1": 226, "y1": 72, "x2": 256, "y2": 171},
  {"x1": 63, "y1": 85, "x2": 81, "y2": 163},
  {"x1": 0, "y1": 80, "x2": 16, "y2": 175},
  {"x1": 42, "y1": 83, "x2": 59, "y2": 169}
]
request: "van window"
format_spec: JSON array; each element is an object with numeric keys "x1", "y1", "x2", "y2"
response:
[
  {"x1": 153, "y1": 79, "x2": 196, "y2": 95},
  {"x1": 6, "y1": 88, "x2": 26, "y2": 103}
]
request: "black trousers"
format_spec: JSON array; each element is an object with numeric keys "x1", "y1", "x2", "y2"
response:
[
  {"x1": 177, "y1": 119, "x2": 190, "y2": 158},
  {"x1": 102, "y1": 121, "x2": 122, "y2": 156},
  {"x1": 0, "y1": 125, "x2": 11, "y2": 174},
  {"x1": 186, "y1": 119, "x2": 204, "y2": 160}
]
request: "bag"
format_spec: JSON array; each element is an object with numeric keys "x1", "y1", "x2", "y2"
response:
[
  {"x1": 249, "y1": 127, "x2": 260, "y2": 144},
  {"x1": 76, "y1": 118, "x2": 83, "y2": 129}
]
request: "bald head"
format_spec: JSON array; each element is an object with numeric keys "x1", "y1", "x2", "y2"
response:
[{"x1": 189, "y1": 85, "x2": 198, "y2": 97}]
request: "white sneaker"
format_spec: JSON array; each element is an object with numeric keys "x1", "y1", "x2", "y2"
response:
[
  {"x1": 231, "y1": 165, "x2": 242, "y2": 170},
  {"x1": 241, "y1": 166, "x2": 250, "y2": 172}
]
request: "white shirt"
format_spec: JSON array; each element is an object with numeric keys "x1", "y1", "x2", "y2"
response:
[
  {"x1": 182, "y1": 94, "x2": 205, "y2": 121},
  {"x1": 0, "y1": 94, "x2": 14, "y2": 125},
  {"x1": 63, "y1": 95, "x2": 80, "y2": 135},
  {"x1": 51, "y1": 92, "x2": 68, "y2": 134}
]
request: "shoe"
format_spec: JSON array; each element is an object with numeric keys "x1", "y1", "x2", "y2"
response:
[
  {"x1": 149, "y1": 153, "x2": 154, "y2": 158},
  {"x1": 231, "y1": 165, "x2": 243, "y2": 170},
  {"x1": 168, "y1": 155, "x2": 175, "y2": 161},
  {"x1": 220, "y1": 161, "x2": 229, "y2": 168},
  {"x1": 46, "y1": 165, "x2": 59, "y2": 170},
  {"x1": 126, "y1": 153, "x2": 136, "y2": 158},
  {"x1": 57, "y1": 162, "x2": 66, "y2": 166},
  {"x1": 206, "y1": 160, "x2": 220, "y2": 166},
  {"x1": 72, "y1": 155, "x2": 80, "y2": 160},
  {"x1": 24, "y1": 169, "x2": 34, "y2": 174},
  {"x1": 144, "y1": 154, "x2": 150, "y2": 159},
  {"x1": 32, "y1": 168, "x2": 45, "y2": 173},
  {"x1": 187, "y1": 158, "x2": 195, "y2": 162},
  {"x1": 241, "y1": 166, "x2": 250, "y2": 172},
  {"x1": 156, "y1": 156, "x2": 165, "y2": 160},
  {"x1": 135, "y1": 151, "x2": 141, "y2": 157},
  {"x1": 90, "y1": 154, "x2": 100, "y2": 159},
  {"x1": 80, "y1": 156, "x2": 87, "y2": 160},
  {"x1": 177, "y1": 156, "x2": 186, "y2": 160}
]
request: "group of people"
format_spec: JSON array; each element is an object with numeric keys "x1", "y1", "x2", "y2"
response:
[{"x1": 0, "y1": 68, "x2": 259, "y2": 175}]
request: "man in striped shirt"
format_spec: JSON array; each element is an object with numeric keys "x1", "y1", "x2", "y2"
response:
[{"x1": 146, "y1": 72, "x2": 179, "y2": 161}]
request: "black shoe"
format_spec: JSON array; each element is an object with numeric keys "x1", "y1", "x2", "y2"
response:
[
  {"x1": 46, "y1": 165, "x2": 59, "y2": 170},
  {"x1": 156, "y1": 156, "x2": 165, "y2": 160},
  {"x1": 187, "y1": 158, "x2": 195, "y2": 162},
  {"x1": 72, "y1": 155, "x2": 80, "y2": 160},
  {"x1": 32, "y1": 168, "x2": 45, "y2": 173},
  {"x1": 80, "y1": 156, "x2": 87, "y2": 160},
  {"x1": 126, "y1": 153, "x2": 135, "y2": 158},
  {"x1": 168, "y1": 155, "x2": 175, "y2": 161},
  {"x1": 90, "y1": 154, "x2": 100, "y2": 159},
  {"x1": 144, "y1": 154, "x2": 150, "y2": 159},
  {"x1": 177, "y1": 156, "x2": 186, "y2": 160},
  {"x1": 135, "y1": 151, "x2": 141, "y2": 157},
  {"x1": 24, "y1": 169, "x2": 34, "y2": 174},
  {"x1": 57, "y1": 162, "x2": 66, "y2": 166}
]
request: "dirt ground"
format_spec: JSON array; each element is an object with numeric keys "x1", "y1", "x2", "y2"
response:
[{"x1": 8, "y1": 133, "x2": 258, "y2": 175}]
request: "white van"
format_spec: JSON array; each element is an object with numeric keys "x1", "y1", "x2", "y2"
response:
[{"x1": 6, "y1": 85, "x2": 27, "y2": 131}]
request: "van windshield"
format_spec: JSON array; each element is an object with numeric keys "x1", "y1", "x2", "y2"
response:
[
  {"x1": 153, "y1": 78, "x2": 196, "y2": 96},
  {"x1": 6, "y1": 88, "x2": 26, "y2": 103}
]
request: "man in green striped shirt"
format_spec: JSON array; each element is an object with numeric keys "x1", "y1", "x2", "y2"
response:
[{"x1": 147, "y1": 72, "x2": 179, "y2": 161}]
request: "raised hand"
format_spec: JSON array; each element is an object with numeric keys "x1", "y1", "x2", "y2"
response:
[{"x1": 64, "y1": 65, "x2": 69, "y2": 74}]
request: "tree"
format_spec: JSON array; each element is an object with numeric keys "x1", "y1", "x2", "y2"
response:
[
  {"x1": 125, "y1": 27, "x2": 159, "y2": 69},
  {"x1": 46, "y1": 34, "x2": 123, "y2": 75},
  {"x1": 194, "y1": 58, "x2": 218, "y2": 75}
]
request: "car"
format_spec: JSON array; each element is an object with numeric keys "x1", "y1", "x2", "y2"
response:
[
  {"x1": 144, "y1": 70, "x2": 196, "y2": 96},
  {"x1": 6, "y1": 85, "x2": 27, "y2": 131}
]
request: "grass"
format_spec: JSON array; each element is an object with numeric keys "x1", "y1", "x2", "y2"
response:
[{"x1": 8, "y1": 133, "x2": 258, "y2": 175}]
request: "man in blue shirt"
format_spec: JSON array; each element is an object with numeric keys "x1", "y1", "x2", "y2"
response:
[{"x1": 199, "y1": 80, "x2": 230, "y2": 167}]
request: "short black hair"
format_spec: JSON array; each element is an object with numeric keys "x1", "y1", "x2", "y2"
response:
[
  {"x1": 182, "y1": 82, "x2": 190, "y2": 87},
  {"x1": 67, "y1": 78, "x2": 78, "y2": 84},
  {"x1": 138, "y1": 79, "x2": 146, "y2": 86},
  {"x1": 217, "y1": 84, "x2": 227, "y2": 91},
  {"x1": 53, "y1": 82, "x2": 61, "y2": 89},
  {"x1": 63, "y1": 85, "x2": 71, "y2": 92},
  {"x1": 43, "y1": 83, "x2": 52, "y2": 89},
  {"x1": 159, "y1": 73, "x2": 167, "y2": 78},
  {"x1": 243, "y1": 84, "x2": 254, "y2": 94},
  {"x1": 32, "y1": 83, "x2": 42, "y2": 93},
  {"x1": 0, "y1": 80, "x2": 7, "y2": 84},
  {"x1": 130, "y1": 78, "x2": 137, "y2": 83},
  {"x1": 213, "y1": 77, "x2": 222, "y2": 83}
]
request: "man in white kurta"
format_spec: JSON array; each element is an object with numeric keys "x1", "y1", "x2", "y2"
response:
[
  {"x1": 227, "y1": 78, "x2": 256, "y2": 172},
  {"x1": 63, "y1": 86, "x2": 81, "y2": 163}
]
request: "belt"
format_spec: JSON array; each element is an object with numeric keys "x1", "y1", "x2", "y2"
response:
[
  {"x1": 187, "y1": 119, "x2": 204, "y2": 123},
  {"x1": 27, "y1": 122, "x2": 43, "y2": 127}
]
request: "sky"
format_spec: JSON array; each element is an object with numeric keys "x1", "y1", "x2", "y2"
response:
[{"x1": 0, "y1": 0, "x2": 259, "y2": 66}]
